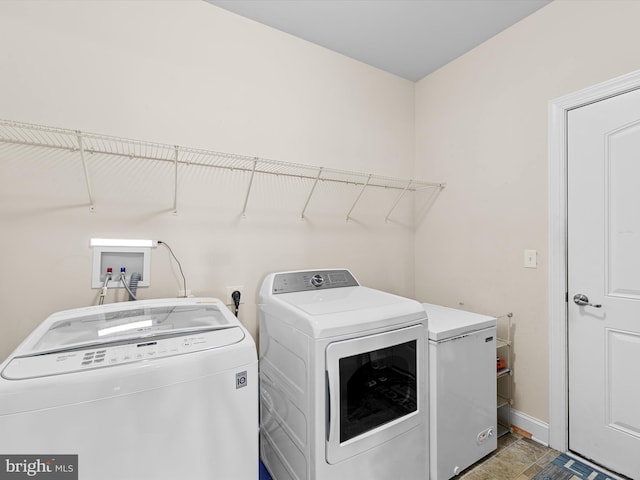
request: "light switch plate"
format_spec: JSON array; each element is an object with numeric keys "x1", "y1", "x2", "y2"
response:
[{"x1": 524, "y1": 249, "x2": 537, "y2": 268}]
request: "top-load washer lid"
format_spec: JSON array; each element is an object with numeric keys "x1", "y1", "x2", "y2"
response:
[
  {"x1": 423, "y1": 303, "x2": 496, "y2": 341},
  {"x1": 23, "y1": 299, "x2": 238, "y2": 356},
  {"x1": 1, "y1": 299, "x2": 248, "y2": 380}
]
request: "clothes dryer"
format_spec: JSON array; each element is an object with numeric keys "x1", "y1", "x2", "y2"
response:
[
  {"x1": 259, "y1": 269, "x2": 428, "y2": 480},
  {"x1": 0, "y1": 298, "x2": 258, "y2": 480}
]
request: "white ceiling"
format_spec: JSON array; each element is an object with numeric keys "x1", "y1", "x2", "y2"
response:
[{"x1": 206, "y1": 0, "x2": 552, "y2": 82}]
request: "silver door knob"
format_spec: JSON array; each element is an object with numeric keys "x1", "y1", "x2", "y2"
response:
[{"x1": 573, "y1": 294, "x2": 602, "y2": 308}]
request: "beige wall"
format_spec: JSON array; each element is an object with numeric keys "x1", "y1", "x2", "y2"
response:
[
  {"x1": 0, "y1": 1, "x2": 416, "y2": 362},
  {"x1": 414, "y1": 0, "x2": 640, "y2": 423},
  {"x1": 4, "y1": 0, "x2": 640, "y2": 428}
]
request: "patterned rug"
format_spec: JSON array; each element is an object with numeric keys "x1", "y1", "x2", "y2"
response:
[{"x1": 533, "y1": 453, "x2": 617, "y2": 480}]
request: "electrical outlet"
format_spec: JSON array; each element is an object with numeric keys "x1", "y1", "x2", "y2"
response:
[{"x1": 226, "y1": 286, "x2": 244, "y2": 306}]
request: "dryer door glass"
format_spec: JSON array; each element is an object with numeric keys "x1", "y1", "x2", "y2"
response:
[
  {"x1": 339, "y1": 340, "x2": 417, "y2": 442},
  {"x1": 325, "y1": 324, "x2": 424, "y2": 465}
]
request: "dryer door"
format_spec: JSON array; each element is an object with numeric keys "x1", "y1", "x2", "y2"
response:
[{"x1": 325, "y1": 324, "x2": 425, "y2": 464}]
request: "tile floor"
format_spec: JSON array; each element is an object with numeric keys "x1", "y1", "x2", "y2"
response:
[
  {"x1": 459, "y1": 432, "x2": 561, "y2": 480},
  {"x1": 260, "y1": 432, "x2": 561, "y2": 480}
]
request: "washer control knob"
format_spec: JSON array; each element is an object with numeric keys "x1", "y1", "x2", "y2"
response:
[{"x1": 311, "y1": 274, "x2": 324, "y2": 287}]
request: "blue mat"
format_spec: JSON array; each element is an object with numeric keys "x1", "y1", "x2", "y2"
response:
[
  {"x1": 259, "y1": 460, "x2": 272, "y2": 480},
  {"x1": 533, "y1": 453, "x2": 618, "y2": 480}
]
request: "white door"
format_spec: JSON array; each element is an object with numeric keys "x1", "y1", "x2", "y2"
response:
[{"x1": 568, "y1": 87, "x2": 640, "y2": 478}]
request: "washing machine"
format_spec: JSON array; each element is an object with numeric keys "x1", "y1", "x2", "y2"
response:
[
  {"x1": 424, "y1": 303, "x2": 497, "y2": 479},
  {"x1": 0, "y1": 298, "x2": 258, "y2": 480},
  {"x1": 258, "y1": 269, "x2": 428, "y2": 480}
]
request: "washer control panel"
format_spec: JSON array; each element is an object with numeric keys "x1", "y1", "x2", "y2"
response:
[
  {"x1": 272, "y1": 269, "x2": 358, "y2": 294},
  {"x1": 2, "y1": 327, "x2": 244, "y2": 380}
]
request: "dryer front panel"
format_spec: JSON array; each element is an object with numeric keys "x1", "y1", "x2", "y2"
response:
[{"x1": 325, "y1": 324, "x2": 424, "y2": 465}]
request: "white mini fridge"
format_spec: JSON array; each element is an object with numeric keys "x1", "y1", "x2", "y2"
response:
[{"x1": 424, "y1": 303, "x2": 497, "y2": 480}]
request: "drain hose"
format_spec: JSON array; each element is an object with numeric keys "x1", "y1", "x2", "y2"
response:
[{"x1": 128, "y1": 272, "x2": 141, "y2": 301}]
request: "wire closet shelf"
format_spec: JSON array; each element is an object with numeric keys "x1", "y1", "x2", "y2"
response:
[{"x1": 0, "y1": 118, "x2": 445, "y2": 221}]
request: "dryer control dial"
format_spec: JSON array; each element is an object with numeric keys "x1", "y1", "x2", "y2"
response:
[{"x1": 311, "y1": 274, "x2": 324, "y2": 287}]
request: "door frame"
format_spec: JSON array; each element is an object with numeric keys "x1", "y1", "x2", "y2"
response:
[{"x1": 548, "y1": 69, "x2": 640, "y2": 452}]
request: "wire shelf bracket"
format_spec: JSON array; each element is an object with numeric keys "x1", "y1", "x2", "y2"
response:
[
  {"x1": 301, "y1": 167, "x2": 323, "y2": 220},
  {"x1": 241, "y1": 159, "x2": 258, "y2": 218},
  {"x1": 75, "y1": 131, "x2": 95, "y2": 213},
  {"x1": 346, "y1": 174, "x2": 372, "y2": 222},
  {"x1": 173, "y1": 145, "x2": 179, "y2": 215},
  {"x1": 385, "y1": 179, "x2": 412, "y2": 223}
]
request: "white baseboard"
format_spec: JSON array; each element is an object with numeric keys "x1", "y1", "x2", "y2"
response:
[{"x1": 510, "y1": 409, "x2": 549, "y2": 446}]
